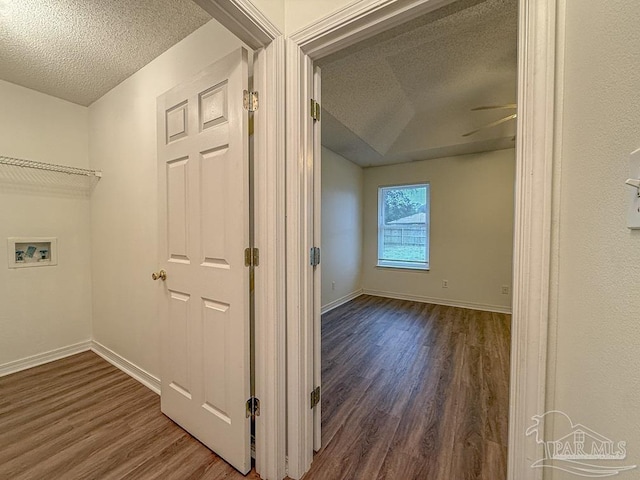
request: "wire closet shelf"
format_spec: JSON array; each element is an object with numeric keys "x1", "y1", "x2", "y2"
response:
[
  {"x1": 0, "y1": 155, "x2": 102, "y2": 177},
  {"x1": 0, "y1": 155, "x2": 102, "y2": 196}
]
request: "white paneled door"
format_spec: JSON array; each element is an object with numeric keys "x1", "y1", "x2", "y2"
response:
[{"x1": 156, "y1": 48, "x2": 251, "y2": 474}]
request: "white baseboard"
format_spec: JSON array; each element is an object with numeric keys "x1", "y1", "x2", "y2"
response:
[
  {"x1": 362, "y1": 289, "x2": 512, "y2": 314},
  {"x1": 0, "y1": 338, "x2": 161, "y2": 395},
  {"x1": 91, "y1": 340, "x2": 160, "y2": 395},
  {"x1": 321, "y1": 289, "x2": 364, "y2": 314},
  {"x1": 0, "y1": 340, "x2": 92, "y2": 377}
]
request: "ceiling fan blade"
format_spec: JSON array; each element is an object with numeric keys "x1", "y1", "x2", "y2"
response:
[
  {"x1": 462, "y1": 113, "x2": 517, "y2": 137},
  {"x1": 471, "y1": 104, "x2": 517, "y2": 111}
]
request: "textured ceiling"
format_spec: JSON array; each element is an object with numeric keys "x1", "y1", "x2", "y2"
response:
[
  {"x1": 0, "y1": 0, "x2": 211, "y2": 106},
  {"x1": 319, "y1": 0, "x2": 518, "y2": 167}
]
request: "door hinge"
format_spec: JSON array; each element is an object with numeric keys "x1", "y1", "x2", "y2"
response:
[
  {"x1": 310, "y1": 247, "x2": 320, "y2": 267},
  {"x1": 310, "y1": 386, "x2": 321, "y2": 409},
  {"x1": 246, "y1": 397, "x2": 260, "y2": 418},
  {"x1": 243, "y1": 90, "x2": 259, "y2": 112},
  {"x1": 245, "y1": 247, "x2": 259, "y2": 267},
  {"x1": 310, "y1": 99, "x2": 321, "y2": 121}
]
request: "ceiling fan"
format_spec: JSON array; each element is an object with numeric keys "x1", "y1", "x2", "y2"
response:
[{"x1": 462, "y1": 104, "x2": 517, "y2": 137}]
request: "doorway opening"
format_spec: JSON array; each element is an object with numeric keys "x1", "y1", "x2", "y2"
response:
[{"x1": 310, "y1": 0, "x2": 517, "y2": 477}]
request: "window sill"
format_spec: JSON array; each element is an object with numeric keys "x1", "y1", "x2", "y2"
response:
[{"x1": 376, "y1": 261, "x2": 429, "y2": 271}]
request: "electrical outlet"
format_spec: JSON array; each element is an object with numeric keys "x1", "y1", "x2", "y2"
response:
[
  {"x1": 501, "y1": 285, "x2": 510, "y2": 295},
  {"x1": 332, "y1": 281, "x2": 336, "y2": 291},
  {"x1": 442, "y1": 280, "x2": 448, "y2": 288}
]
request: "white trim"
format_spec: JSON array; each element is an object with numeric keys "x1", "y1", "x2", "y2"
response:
[
  {"x1": 0, "y1": 339, "x2": 160, "y2": 395},
  {"x1": 376, "y1": 261, "x2": 429, "y2": 270},
  {"x1": 0, "y1": 340, "x2": 91, "y2": 377},
  {"x1": 194, "y1": 0, "x2": 280, "y2": 49},
  {"x1": 91, "y1": 341, "x2": 161, "y2": 395},
  {"x1": 285, "y1": 38, "x2": 316, "y2": 479},
  {"x1": 288, "y1": 0, "x2": 557, "y2": 478},
  {"x1": 290, "y1": 0, "x2": 458, "y2": 59},
  {"x1": 508, "y1": 0, "x2": 557, "y2": 478},
  {"x1": 253, "y1": 36, "x2": 288, "y2": 480},
  {"x1": 311, "y1": 65, "x2": 322, "y2": 453},
  {"x1": 544, "y1": 0, "x2": 567, "y2": 439},
  {"x1": 362, "y1": 289, "x2": 512, "y2": 315},
  {"x1": 0, "y1": 340, "x2": 161, "y2": 395},
  {"x1": 321, "y1": 289, "x2": 364, "y2": 314}
]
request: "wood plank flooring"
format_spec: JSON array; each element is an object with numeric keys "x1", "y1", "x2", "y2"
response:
[
  {"x1": 303, "y1": 295, "x2": 511, "y2": 480},
  {"x1": 0, "y1": 294, "x2": 509, "y2": 480},
  {"x1": 0, "y1": 351, "x2": 259, "y2": 480}
]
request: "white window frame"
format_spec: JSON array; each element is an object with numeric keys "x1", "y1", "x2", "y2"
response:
[{"x1": 377, "y1": 183, "x2": 430, "y2": 270}]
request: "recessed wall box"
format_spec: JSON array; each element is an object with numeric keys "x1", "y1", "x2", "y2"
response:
[{"x1": 8, "y1": 237, "x2": 57, "y2": 268}]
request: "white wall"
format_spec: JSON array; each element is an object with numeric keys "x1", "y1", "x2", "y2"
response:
[
  {"x1": 547, "y1": 1, "x2": 640, "y2": 476},
  {"x1": 89, "y1": 20, "x2": 245, "y2": 378},
  {"x1": 362, "y1": 149, "x2": 515, "y2": 312},
  {"x1": 0, "y1": 80, "x2": 91, "y2": 366},
  {"x1": 321, "y1": 147, "x2": 364, "y2": 310}
]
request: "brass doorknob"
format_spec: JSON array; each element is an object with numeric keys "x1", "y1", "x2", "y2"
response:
[{"x1": 152, "y1": 269, "x2": 167, "y2": 281}]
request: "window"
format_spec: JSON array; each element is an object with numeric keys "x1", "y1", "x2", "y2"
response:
[{"x1": 377, "y1": 183, "x2": 430, "y2": 270}]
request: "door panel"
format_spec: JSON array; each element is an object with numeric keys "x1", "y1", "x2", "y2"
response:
[
  {"x1": 167, "y1": 290, "x2": 192, "y2": 400},
  {"x1": 200, "y1": 146, "x2": 230, "y2": 266},
  {"x1": 157, "y1": 47, "x2": 251, "y2": 474},
  {"x1": 167, "y1": 157, "x2": 190, "y2": 263}
]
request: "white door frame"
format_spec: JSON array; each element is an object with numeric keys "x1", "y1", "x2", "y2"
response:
[
  {"x1": 284, "y1": 39, "x2": 316, "y2": 478},
  {"x1": 193, "y1": 2, "x2": 286, "y2": 479},
  {"x1": 311, "y1": 65, "x2": 322, "y2": 453},
  {"x1": 286, "y1": 0, "x2": 559, "y2": 479}
]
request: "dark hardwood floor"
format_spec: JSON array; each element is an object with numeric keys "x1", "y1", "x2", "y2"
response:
[
  {"x1": 304, "y1": 294, "x2": 511, "y2": 480},
  {"x1": 0, "y1": 351, "x2": 259, "y2": 480},
  {"x1": 0, "y1": 295, "x2": 509, "y2": 480}
]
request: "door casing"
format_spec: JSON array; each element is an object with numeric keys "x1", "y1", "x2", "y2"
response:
[
  {"x1": 286, "y1": 1, "x2": 559, "y2": 479},
  {"x1": 311, "y1": 65, "x2": 322, "y2": 453}
]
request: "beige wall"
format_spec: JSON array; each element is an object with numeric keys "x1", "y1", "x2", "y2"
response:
[
  {"x1": 0, "y1": 80, "x2": 91, "y2": 366},
  {"x1": 89, "y1": 20, "x2": 245, "y2": 378},
  {"x1": 547, "y1": 1, "x2": 640, "y2": 476},
  {"x1": 362, "y1": 149, "x2": 515, "y2": 311},
  {"x1": 285, "y1": 0, "x2": 353, "y2": 33},
  {"x1": 253, "y1": 0, "x2": 285, "y2": 32},
  {"x1": 321, "y1": 147, "x2": 364, "y2": 310}
]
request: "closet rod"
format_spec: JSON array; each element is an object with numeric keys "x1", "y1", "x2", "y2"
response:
[{"x1": 0, "y1": 155, "x2": 102, "y2": 178}]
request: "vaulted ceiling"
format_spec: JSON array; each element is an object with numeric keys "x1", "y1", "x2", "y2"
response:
[
  {"x1": 0, "y1": 0, "x2": 211, "y2": 106},
  {"x1": 318, "y1": 0, "x2": 518, "y2": 167}
]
